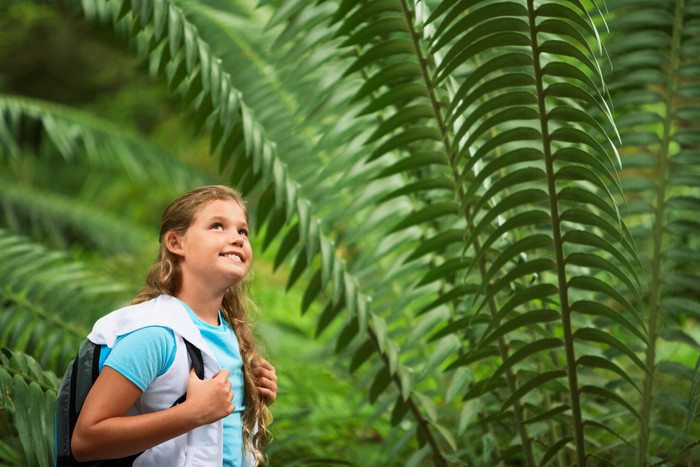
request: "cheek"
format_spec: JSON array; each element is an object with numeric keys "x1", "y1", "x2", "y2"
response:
[{"x1": 245, "y1": 240, "x2": 254, "y2": 257}]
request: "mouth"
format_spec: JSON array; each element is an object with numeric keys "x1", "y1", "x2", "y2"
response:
[{"x1": 220, "y1": 252, "x2": 244, "y2": 263}]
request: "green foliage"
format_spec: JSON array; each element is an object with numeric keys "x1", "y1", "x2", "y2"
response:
[
  {"x1": 250, "y1": 260, "x2": 397, "y2": 464},
  {"x1": 0, "y1": 228, "x2": 126, "y2": 373},
  {"x1": 602, "y1": 0, "x2": 700, "y2": 463},
  {"x1": 0, "y1": 0, "x2": 699, "y2": 465},
  {"x1": 0, "y1": 348, "x2": 58, "y2": 467}
]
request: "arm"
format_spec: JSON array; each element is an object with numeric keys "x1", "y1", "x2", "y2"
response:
[
  {"x1": 253, "y1": 357, "x2": 278, "y2": 406},
  {"x1": 71, "y1": 366, "x2": 235, "y2": 462}
]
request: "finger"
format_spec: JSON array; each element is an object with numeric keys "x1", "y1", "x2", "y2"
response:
[
  {"x1": 253, "y1": 367, "x2": 275, "y2": 381},
  {"x1": 254, "y1": 363, "x2": 276, "y2": 376},
  {"x1": 213, "y1": 369, "x2": 231, "y2": 380},
  {"x1": 256, "y1": 378, "x2": 277, "y2": 394},
  {"x1": 256, "y1": 376, "x2": 277, "y2": 391},
  {"x1": 255, "y1": 358, "x2": 274, "y2": 370},
  {"x1": 257, "y1": 387, "x2": 276, "y2": 405}
]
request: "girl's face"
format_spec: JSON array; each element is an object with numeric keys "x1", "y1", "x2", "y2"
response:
[{"x1": 166, "y1": 198, "x2": 252, "y2": 295}]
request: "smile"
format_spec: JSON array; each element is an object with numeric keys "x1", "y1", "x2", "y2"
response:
[{"x1": 220, "y1": 253, "x2": 244, "y2": 262}]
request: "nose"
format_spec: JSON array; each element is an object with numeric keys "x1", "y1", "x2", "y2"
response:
[{"x1": 230, "y1": 231, "x2": 245, "y2": 246}]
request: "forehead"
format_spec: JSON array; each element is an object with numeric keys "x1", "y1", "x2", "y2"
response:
[{"x1": 195, "y1": 199, "x2": 247, "y2": 221}]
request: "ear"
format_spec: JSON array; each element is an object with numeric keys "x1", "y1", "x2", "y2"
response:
[{"x1": 164, "y1": 231, "x2": 185, "y2": 257}]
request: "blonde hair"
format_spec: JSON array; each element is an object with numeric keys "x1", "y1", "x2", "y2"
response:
[{"x1": 132, "y1": 185, "x2": 270, "y2": 464}]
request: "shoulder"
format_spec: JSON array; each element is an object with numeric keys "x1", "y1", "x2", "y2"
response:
[
  {"x1": 121, "y1": 325, "x2": 175, "y2": 339},
  {"x1": 89, "y1": 295, "x2": 198, "y2": 347},
  {"x1": 105, "y1": 326, "x2": 178, "y2": 390},
  {"x1": 113, "y1": 326, "x2": 176, "y2": 353}
]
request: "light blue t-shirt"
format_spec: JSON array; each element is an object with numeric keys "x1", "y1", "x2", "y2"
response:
[{"x1": 101, "y1": 301, "x2": 246, "y2": 466}]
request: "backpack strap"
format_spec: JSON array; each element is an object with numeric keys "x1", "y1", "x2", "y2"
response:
[
  {"x1": 183, "y1": 338, "x2": 204, "y2": 379},
  {"x1": 171, "y1": 338, "x2": 204, "y2": 406}
]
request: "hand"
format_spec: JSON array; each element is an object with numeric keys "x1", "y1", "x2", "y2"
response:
[
  {"x1": 253, "y1": 358, "x2": 277, "y2": 406},
  {"x1": 185, "y1": 368, "x2": 236, "y2": 425}
]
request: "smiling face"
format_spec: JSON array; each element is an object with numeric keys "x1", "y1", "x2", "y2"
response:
[{"x1": 165, "y1": 198, "x2": 252, "y2": 297}]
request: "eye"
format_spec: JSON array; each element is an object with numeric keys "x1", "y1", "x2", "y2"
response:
[
  {"x1": 238, "y1": 229, "x2": 249, "y2": 238},
  {"x1": 211, "y1": 223, "x2": 224, "y2": 230}
]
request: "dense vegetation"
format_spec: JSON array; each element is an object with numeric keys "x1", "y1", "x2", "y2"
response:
[{"x1": 1, "y1": 0, "x2": 699, "y2": 465}]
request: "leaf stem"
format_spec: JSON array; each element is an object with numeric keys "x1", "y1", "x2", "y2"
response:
[
  {"x1": 397, "y1": 0, "x2": 451, "y2": 157},
  {"x1": 477, "y1": 251, "x2": 537, "y2": 467},
  {"x1": 638, "y1": 0, "x2": 684, "y2": 464},
  {"x1": 0, "y1": 352, "x2": 58, "y2": 392},
  {"x1": 526, "y1": 0, "x2": 586, "y2": 464}
]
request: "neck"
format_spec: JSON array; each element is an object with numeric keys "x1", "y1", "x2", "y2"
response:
[{"x1": 175, "y1": 289, "x2": 224, "y2": 326}]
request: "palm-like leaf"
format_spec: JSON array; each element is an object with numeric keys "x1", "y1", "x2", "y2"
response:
[
  {"x1": 0, "y1": 179, "x2": 150, "y2": 255},
  {"x1": 0, "y1": 229, "x2": 130, "y2": 373},
  {"x1": 0, "y1": 94, "x2": 213, "y2": 190},
  {"x1": 0, "y1": 348, "x2": 59, "y2": 467},
  {"x1": 602, "y1": 0, "x2": 700, "y2": 462}
]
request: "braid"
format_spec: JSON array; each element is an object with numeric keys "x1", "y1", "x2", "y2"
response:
[{"x1": 221, "y1": 283, "x2": 271, "y2": 464}]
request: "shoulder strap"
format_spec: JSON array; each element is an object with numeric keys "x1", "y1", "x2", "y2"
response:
[
  {"x1": 171, "y1": 338, "x2": 203, "y2": 407},
  {"x1": 183, "y1": 338, "x2": 204, "y2": 379}
]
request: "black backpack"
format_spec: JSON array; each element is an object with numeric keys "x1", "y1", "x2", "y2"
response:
[{"x1": 55, "y1": 337, "x2": 204, "y2": 466}]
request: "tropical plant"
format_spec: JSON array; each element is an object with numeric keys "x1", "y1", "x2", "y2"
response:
[
  {"x1": 1, "y1": 0, "x2": 699, "y2": 466},
  {"x1": 602, "y1": 0, "x2": 700, "y2": 463}
]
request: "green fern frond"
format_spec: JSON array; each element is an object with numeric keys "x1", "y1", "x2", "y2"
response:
[
  {"x1": 0, "y1": 229, "x2": 129, "y2": 372},
  {"x1": 0, "y1": 348, "x2": 58, "y2": 467},
  {"x1": 0, "y1": 178, "x2": 150, "y2": 255},
  {"x1": 418, "y1": 0, "x2": 643, "y2": 464},
  {"x1": 603, "y1": 0, "x2": 700, "y2": 462},
  {"x1": 0, "y1": 93, "x2": 212, "y2": 190}
]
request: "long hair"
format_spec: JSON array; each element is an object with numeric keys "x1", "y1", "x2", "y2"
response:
[{"x1": 132, "y1": 185, "x2": 270, "y2": 464}]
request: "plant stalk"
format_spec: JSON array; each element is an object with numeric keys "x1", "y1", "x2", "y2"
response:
[
  {"x1": 526, "y1": 0, "x2": 587, "y2": 464},
  {"x1": 638, "y1": 0, "x2": 684, "y2": 464}
]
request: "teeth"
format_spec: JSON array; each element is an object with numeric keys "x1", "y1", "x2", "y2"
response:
[{"x1": 222, "y1": 253, "x2": 242, "y2": 262}]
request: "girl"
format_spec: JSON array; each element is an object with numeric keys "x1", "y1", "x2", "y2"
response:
[{"x1": 71, "y1": 185, "x2": 276, "y2": 466}]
